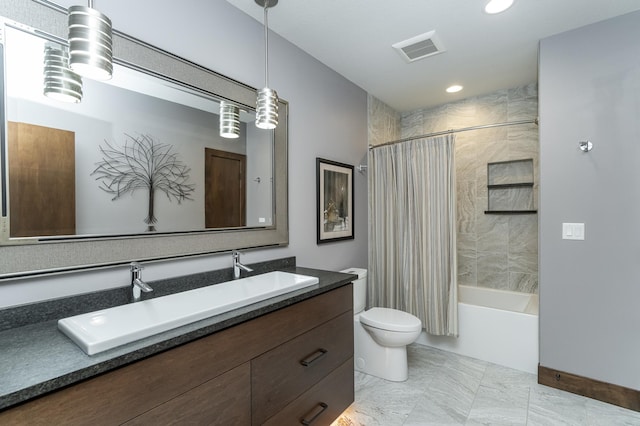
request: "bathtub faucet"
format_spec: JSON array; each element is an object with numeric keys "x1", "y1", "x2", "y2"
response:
[
  {"x1": 130, "y1": 262, "x2": 153, "y2": 302},
  {"x1": 232, "y1": 251, "x2": 253, "y2": 279}
]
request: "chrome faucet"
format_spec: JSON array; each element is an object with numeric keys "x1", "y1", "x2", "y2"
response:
[
  {"x1": 130, "y1": 262, "x2": 153, "y2": 302},
  {"x1": 232, "y1": 251, "x2": 253, "y2": 279}
]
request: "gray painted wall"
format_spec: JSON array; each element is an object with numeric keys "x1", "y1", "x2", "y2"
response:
[
  {"x1": 0, "y1": 1, "x2": 368, "y2": 307},
  {"x1": 539, "y1": 11, "x2": 640, "y2": 390}
]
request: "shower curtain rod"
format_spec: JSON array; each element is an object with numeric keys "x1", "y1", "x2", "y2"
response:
[{"x1": 369, "y1": 118, "x2": 539, "y2": 150}]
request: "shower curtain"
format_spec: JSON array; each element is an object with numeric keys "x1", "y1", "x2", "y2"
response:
[{"x1": 368, "y1": 135, "x2": 458, "y2": 336}]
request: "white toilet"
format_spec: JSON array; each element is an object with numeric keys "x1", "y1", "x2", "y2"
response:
[{"x1": 342, "y1": 268, "x2": 422, "y2": 382}]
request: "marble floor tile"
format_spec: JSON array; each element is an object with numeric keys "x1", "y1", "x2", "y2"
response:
[
  {"x1": 527, "y1": 384, "x2": 588, "y2": 425},
  {"x1": 480, "y1": 362, "x2": 538, "y2": 391},
  {"x1": 348, "y1": 370, "x2": 424, "y2": 425},
  {"x1": 585, "y1": 398, "x2": 640, "y2": 426},
  {"x1": 333, "y1": 344, "x2": 640, "y2": 426},
  {"x1": 402, "y1": 393, "x2": 465, "y2": 426},
  {"x1": 466, "y1": 384, "x2": 529, "y2": 425},
  {"x1": 404, "y1": 344, "x2": 446, "y2": 390}
]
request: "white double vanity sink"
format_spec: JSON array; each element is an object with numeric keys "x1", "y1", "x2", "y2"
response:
[{"x1": 58, "y1": 271, "x2": 319, "y2": 355}]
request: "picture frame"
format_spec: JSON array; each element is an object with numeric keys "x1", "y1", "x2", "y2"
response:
[{"x1": 316, "y1": 158, "x2": 354, "y2": 244}]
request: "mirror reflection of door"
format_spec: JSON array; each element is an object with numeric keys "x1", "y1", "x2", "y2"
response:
[
  {"x1": 205, "y1": 148, "x2": 246, "y2": 228},
  {"x1": 8, "y1": 121, "x2": 76, "y2": 237}
]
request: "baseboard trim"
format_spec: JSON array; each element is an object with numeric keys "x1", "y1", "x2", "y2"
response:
[{"x1": 538, "y1": 365, "x2": 640, "y2": 412}]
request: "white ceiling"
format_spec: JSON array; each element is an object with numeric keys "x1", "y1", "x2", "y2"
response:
[{"x1": 227, "y1": 0, "x2": 640, "y2": 112}]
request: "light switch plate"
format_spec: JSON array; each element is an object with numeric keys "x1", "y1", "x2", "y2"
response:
[{"x1": 562, "y1": 223, "x2": 585, "y2": 240}]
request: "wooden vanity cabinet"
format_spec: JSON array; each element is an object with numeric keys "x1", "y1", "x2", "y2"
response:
[
  {"x1": 252, "y1": 311, "x2": 353, "y2": 424},
  {"x1": 0, "y1": 285, "x2": 354, "y2": 426},
  {"x1": 124, "y1": 363, "x2": 251, "y2": 426},
  {"x1": 263, "y1": 359, "x2": 354, "y2": 426}
]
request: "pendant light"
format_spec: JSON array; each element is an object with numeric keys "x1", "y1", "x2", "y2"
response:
[
  {"x1": 220, "y1": 101, "x2": 241, "y2": 139},
  {"x1": 43, "y1": 43, "x2": 83, "y2": 103},
  {"x1": 255, "y1": 0, "x2": 279, "y2": 130},
  {"x1": 67, "y1": 0, "x2": 113, "y2": 80}
]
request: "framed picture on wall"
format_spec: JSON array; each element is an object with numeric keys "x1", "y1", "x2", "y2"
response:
[{"x1": 316, "y1": 158, "x2": 354, "y2": 244}]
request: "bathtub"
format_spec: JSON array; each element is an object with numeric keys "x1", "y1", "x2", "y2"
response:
[{"x1": 415, "y1": 285, "x2": 539, "y2": 374}]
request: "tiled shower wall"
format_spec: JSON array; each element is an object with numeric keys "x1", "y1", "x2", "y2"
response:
[
  {"x1": 367, "y1": 94, "x2": 401, "y2": 146},
  {"x1": 367, "y1": 85, "x2": 539, "y2": 294}
]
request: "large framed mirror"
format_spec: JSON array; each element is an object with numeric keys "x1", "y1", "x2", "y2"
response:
[{"x1": 0, "y1": 0, "x2": 288, "y2": 278}]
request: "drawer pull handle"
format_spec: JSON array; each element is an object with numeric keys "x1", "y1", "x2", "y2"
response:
[
  {"x1": 300, "y1": 348, "x2": 328, "y2": 367},
  {"x1": 300, "y1": 402, "x2": 328, "y2": 425}
]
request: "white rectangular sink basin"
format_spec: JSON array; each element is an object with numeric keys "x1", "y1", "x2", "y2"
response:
[{"x1": 58, "y1": 271, "x2": 319, "y2": 355}]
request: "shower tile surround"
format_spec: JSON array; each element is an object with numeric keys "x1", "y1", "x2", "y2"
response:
[
  {"x1": 368, "y1": 84, "x2": 539, "y2": 294},
  {"x1": 367, "y1": 94, "x2": 401, "y2": 147}
]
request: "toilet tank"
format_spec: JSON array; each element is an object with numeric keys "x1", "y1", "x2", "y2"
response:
[{"x1": 341, "y1": 268, "x2": 367, "y2": 314}]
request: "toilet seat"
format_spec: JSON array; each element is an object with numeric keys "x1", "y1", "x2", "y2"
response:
[{"x1": 359, "y1": 307, "x2": 422, "y2": 333}]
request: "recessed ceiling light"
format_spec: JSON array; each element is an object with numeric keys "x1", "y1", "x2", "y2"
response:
[
  {"x1": 484, "y1": 0, "x2": 514, "y2": 14},
  {"x1": 446, "y1": 85, "x2": 463, "y2": 93}
]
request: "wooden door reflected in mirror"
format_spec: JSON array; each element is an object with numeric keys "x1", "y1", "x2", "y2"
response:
[
  {"x1": 205, "y1": 148, "x2": 246, "y2": 228},
  {"x1": 8, "y1": 121, "x2": 76, "y2": 237}
]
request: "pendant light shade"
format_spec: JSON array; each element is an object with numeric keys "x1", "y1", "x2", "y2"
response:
[
  {"x1": 255, "y1": 0, "x2": 279, "y2": 130},
  {"x1": 256, "y1": 87, "x2": 278, "y2": 130},
  {"x1": 68, "y1": 2, "x2": 113, "y2": 80},
  {"x1": 43, "y1": 43, "x2": 83, "y2": 103},
  {"x1": 220, "y1": 101, "x2": 241, "y2": 139}
]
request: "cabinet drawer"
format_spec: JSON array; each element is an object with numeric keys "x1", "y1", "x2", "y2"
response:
[
  {"x1": 252, "y1": 311, "x2": 353, "y2": 425},
  {"x1": 263, "y1": 358, "x2": 354, "y2": 426},
  {"x1": 125, "y1": 363, "x2": 251, "y2": 426},
  {"x1": 250, "y1": 284, "x2": 353, "y2": 354}
]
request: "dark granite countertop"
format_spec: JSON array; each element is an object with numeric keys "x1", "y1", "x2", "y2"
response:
[{"x1": 0, "y1": 259, "x2": 356, "y2": 411}]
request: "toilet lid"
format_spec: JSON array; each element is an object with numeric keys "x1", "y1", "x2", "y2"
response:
[{"x1": 359, "y1": 307, "x2": 422, "y2": 332}]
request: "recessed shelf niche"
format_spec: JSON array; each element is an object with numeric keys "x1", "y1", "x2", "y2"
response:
[{"x1": 485, "y1": 159, "x2": 537, "y2": 214}]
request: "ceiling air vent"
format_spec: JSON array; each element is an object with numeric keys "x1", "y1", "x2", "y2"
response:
[{"x1": 392, "y1": 30, "x2": 446, "y2": 63}]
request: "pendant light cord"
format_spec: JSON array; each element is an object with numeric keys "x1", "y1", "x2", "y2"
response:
[{"x1": 263, "y1": 2, "x2": 269, "y2": 88}]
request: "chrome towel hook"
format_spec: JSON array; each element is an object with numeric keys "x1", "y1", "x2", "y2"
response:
[{"x1": 578, "y1": 141, "x2": 593, "y2": 152}]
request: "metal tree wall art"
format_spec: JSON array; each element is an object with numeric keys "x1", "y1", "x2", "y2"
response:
[{"x1": 92, "y1": 133, "x2": 195, "y2": 231}]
